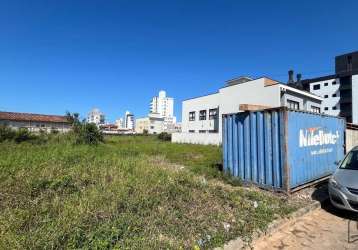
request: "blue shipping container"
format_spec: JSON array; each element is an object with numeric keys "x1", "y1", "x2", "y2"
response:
[{"x1": 223, "y1": 108, "x2": 345, "y2": 193}]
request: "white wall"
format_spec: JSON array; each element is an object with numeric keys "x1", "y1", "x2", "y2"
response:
[
  {"x1": 172, "y1": 132, "x2": 221, "y2": 145},
  {"x1": 352, "y1": 75, "x2": 358, "y2": 124},
  {"x1": 148, "y1": 118, "x2": 164, "y2": 134},
  {"x1": 309, "y1": 78, "x2": 340, "y2": 116},
  {"x1": 218, "y1": 79, "x2": 281, "y2": 135}
]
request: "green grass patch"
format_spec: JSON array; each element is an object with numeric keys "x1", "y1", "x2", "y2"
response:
[{"x1": 0, "y1": 135, "x2": 298, "y2": 249}]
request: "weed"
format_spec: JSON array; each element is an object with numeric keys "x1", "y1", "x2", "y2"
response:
[{"x1": 0, "y1": 136, "x2": 299, "y2": 249}]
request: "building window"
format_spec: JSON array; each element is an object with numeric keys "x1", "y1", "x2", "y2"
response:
[
  {"x1": 150, "y1": 126, "x2": 154, "y2": 129},
  {"x1": 324, "y1": 95, "x2": 328, "y2": 98},
  {"x1": 313, "y1": 84, "x2": 320, "y2": 90},
  {"x1": 332, "y1": 93, "x2": 337, "y2": 97},
  {"x1": 311, "y1": 106, "x2": 321, "y2": 113},
  {"x1": 332, "y1": 106, "x2": 337, "y2": 110},
  {"x1": 189, "y1": 112, "x2": 195, "y2": 121},
  {"x1": 199, "y1": 110, "x2": 207, "y2": 120},
  {"x1": 324, "y1": 107, "x2": 329, "y2": 111},
  {"x1": 332, "y1": 81, "x2": 337, "y2": 85},
  {"x1": 287, "y1": 99, "x2": 300, "y2": 110},
  {"x1": 324, "y1": 82, "x2": 328, "y2": 86},
  {"x1": 189, "y1": 130, "x2": 195, "y2": 133},
  {"x1": 209, "y1": 108, "x2": 218, "y2": 120},
  {"x1": 199, "y1": 130, "x2": 206, "y2": 133}
]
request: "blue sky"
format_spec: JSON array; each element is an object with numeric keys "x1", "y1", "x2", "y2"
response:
[{"x1": 1, "y1": 0, "x2": 358, "y2": 122}]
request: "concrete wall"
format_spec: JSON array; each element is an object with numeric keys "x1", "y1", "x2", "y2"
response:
[
  {"x1": 352, "y1": 75, "x2": 358, "y2": 124},
  {"x1": 172, "y1": 132, "x2": 221, "y2": 145},
  {"x1": 346, "y1": 129, "x2": 358, "y2": 152}
]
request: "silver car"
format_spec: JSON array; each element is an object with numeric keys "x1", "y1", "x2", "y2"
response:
[{"x1": 329, "y1": 146, "x2": 358, "y2": 212}]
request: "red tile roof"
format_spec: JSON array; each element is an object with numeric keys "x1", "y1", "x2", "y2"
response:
[{"x1": 0, "y1": 111, "x2": 70, "y2": 123}]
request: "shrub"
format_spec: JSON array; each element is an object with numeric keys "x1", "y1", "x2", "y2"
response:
[
  {"x1": 76, "y1": 123, "x2": 103, "y2": 145},
  {"x1": 143, "y1": 129, "x2": 149, "y2": 135},
  {"x1": 0, "y1": 125, "x2": 46, "y2": 144},
  {"x1": 14, "y1": 128, "x2": 36, "y2": 143},
  {"x1": 0, "y1": 125, "x2": 16, "y2": 142},
  {"x1": 158, "y1": 132, "x2": 171, "y2": 141}
]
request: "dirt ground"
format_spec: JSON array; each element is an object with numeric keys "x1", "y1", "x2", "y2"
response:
[{"x1": 253, "y1": 200, "x2": 358, "y2": 250}]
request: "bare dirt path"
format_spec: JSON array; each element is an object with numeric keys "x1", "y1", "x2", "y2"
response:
[{"x1": 253, "y1": 200, "x2": 358, "y2": 250}]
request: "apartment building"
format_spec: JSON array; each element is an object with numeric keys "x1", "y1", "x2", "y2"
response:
[
  {"x1": 115, "y1": 118, "x2": 124, "y2": 129},
  {"x1": 135, "y1": 113, "x2": 164, "y2": 134},
  {"x1": 0, "y1": 111, "x2": 71, "y2": 133},
  {"x1": 124, "y1": 111, "x2": 135, "y2": 130},
  {"x1": 87, "y1": 108, "x2": 105, "y2": 126},
  {"x1": 135, "y1": 90, "x2": 178, "y2": 134},
  {"x1": 302, "y1": 51, "x2": 358, "y2": 123},
  {"x1": 173, "y1": 76, "x2": 322, "y2": 145},
  {"x1": 150, "y1": 90, "x2": 176, "y2": 122}
]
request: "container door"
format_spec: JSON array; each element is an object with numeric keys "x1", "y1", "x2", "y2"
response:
[{"x1": 287, "y1": 111, "x2": 345, "y2": 188}]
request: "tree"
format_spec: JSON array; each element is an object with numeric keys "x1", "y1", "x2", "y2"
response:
[
  {"x1": 65, "y1": 111, "x2": 103, "y2": 145},
  {"x1": 65, "y1": 111, "x2": 81, "y2": 133}
]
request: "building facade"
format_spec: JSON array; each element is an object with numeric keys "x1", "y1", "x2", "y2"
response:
[
  {"x1": 124, "y1": 111, "x2": 135, "y2": 130},
  {"x1": 0, "y1": 111, "x2": 71, "y2": 133},
  {"x1": 135, "y1": 117, "x2": 149, "y2": 134},
  {"x1": 150, "y1": 90, "x2": 176, "y2": 123},
  {"x1": 115, "y1": 118, "x2": 124, "y2": 129},
  {"x1": 302, "y1": 51, "x2": 358, "y2": 124},
  {"x1": 174, "y1": 77, "x2": 322, "y2": 145},
  {"x1": 135, "y1": 90, "x2": 179, "y2": 134},
  {"x1": 135, "y1": 113, "x2": 165, "y2": 134},
  {"x1": 87, "y1": 108, "x2": 105, "y2": 126}
]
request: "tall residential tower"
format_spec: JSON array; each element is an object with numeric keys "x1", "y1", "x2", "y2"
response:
[{"x1": 150, "y1": 90, "x2": 176, "y2": 123}]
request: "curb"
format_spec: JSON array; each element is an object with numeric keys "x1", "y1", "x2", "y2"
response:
[{"x1": 216, "y1": 198, "x2": 327, "y2": 250}]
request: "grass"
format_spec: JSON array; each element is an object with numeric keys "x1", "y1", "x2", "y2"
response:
[{"x1": 0, "y1": 135, "x2": 299, "y2": 249}]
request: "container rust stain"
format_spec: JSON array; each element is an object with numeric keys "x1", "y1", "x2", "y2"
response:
[{"x1": 223, "y1": 107, "x2": 345, "y2": 193}]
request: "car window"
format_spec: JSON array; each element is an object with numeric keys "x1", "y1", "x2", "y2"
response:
[{"x1": 340, "y1": 150, "x2": 358, "y2": 170}]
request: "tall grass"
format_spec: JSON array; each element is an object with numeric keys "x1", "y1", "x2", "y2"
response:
[{"x1": 0, "y1": 136, "x2": 297, "y2": 249}]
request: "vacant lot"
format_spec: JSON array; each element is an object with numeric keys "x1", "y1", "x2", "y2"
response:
[{"x1": 0, "y1": 135, "x2": 299, "y2": 249}]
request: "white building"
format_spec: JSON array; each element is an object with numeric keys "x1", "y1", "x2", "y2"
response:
[
  {"x1": 150, "y1": 90, "x2": 176, "y2": 123},
  {"x1": 87, "y1": 108, "x2": 105, "y2": 126},
  {"x1": 135, "y1": 113, "x2": 165, "y2": 134},
  {"x1": 173, "y1": 76, "x2": 322, "y2": 145},
  {"x1": 115, "y1": 118, "x2": 124, "y2": 129},
  {"x1": 135, "y1": 117, "x2": 149, "y2": 134},
  {"x1": 124, "y1": 111, "x2": 135, "y2": 130},
  {"x1": 134, "y1": 90, "x2": 178, "y2": 134},
  {"x1": 302, "y1": 51, "x2": 358, "y2": 124}
]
